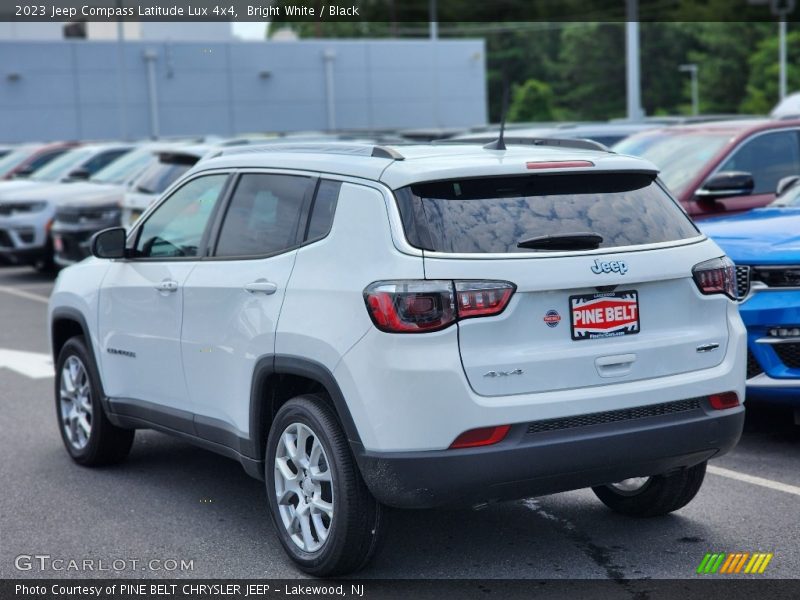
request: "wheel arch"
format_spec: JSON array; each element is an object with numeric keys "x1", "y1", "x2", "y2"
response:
[
  {"x1": 249, "y1": 355, "x2": 363, "y2": 463},
  {"x1": 51, "y1": 307, "x2": 94, "y2": 364}
]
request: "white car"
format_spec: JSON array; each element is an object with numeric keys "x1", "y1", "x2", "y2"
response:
[
  {"x1": 48, "y1": 140, "x2": 746, "y2": 575},
  {"x1": 0, "y1": 144, "x2": 133, "y2": 269}
]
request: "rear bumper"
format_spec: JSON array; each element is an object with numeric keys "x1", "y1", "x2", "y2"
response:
[{"x1": 355, "y1": 400, "x2": 744, "y2": 509}]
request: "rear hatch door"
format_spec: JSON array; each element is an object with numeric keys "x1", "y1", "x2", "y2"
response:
[{"x1": 397, "y1": 171, "x2": 729, "y2": 396}]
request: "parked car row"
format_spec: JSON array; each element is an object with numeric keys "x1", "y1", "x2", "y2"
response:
[{"x1": 3, "y1": 118, "x2": 799, "y2": 422}]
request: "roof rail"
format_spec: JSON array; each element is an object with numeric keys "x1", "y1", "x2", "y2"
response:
[
  {"x1": 217, "y1": 142, "x2": 405, "y2": 161},
  {"x1": 436, "y1": 136, "x2": 611, "y2": 153}
]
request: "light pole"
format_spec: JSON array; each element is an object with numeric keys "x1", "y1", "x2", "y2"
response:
[
  {"x1": 749, "y1": 0, "x2": 796, "y2": 101},
  {"x1": 679, "y1": 64, "x2": 699, "y2": 116},
  {"x1": 625, "y1": 0, "x2": 644, "y2": 121}
]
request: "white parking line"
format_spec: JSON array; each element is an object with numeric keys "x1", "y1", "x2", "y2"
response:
[
  {"x1": 0, "y1": 347, "x2": 53, "y2": 378},
  {"x1": 0, "y1": 286, "x2": 49, "y2": 304},
  {"x1": 708, "y1": 465, "x2": 800, "y2": 497}
]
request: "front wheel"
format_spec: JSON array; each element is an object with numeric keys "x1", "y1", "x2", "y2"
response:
[
  {"x1": 55, "y1": 336, "x2": 134, "y2": 465},
  {"x1": 592, "y1": 461, "x2": 707, "y2": 517},
  {"x1": 265, "y1": 395, "x2": 384, "y2": 576}
]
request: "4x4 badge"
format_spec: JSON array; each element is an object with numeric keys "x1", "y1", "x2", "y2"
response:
[{"x1": 591, "y1": 259, "x2": 628, "y2": 275}]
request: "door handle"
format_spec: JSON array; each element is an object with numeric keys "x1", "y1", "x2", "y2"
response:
[
  {"x1": 244, "y1": 280, "x2": 278, "y2": 295},
  {"x1": 155, "y1": 279, "x2": 179, "y2": 293},
  {"x1": 595, "y1": 353, "x2": 636, "y2": 378}
]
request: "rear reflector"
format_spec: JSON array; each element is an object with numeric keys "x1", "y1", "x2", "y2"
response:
[
  {"x1": 449, "y1": 425, "x2": 511, "y2": 449},
  {"x1": 709, "y1": 392, "x2": 740, "y2": 410},
  {"x1": 526, "y1": 160, "x2": 594, "y2": 170}
]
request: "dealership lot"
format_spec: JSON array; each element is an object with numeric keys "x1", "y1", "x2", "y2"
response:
[{"x1": 0, "y1": 265, "x2": 798, "y2": 580}]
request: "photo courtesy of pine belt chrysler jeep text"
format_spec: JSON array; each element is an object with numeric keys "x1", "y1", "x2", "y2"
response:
[{"x1": 48, "y1": 140, "x2": 746, "y2": 576}]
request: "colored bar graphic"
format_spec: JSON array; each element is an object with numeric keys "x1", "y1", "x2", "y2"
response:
[
  {"x1": 697, "y1": 553, "x2": 713, "y2": 574},
  {"x1": 710, "y1": 554, "x2": 725, "y2": 573},
  {"x1": 758, "y1": 554, "x2": 773, "y2": 573},
  {"x1": 734, "y1": 553, "x2": 750, "y2": 573},
  {"x1": 697, "y1": 552, "x2": 772, "y2": 575},
  {"x1": 720, "y1": 553, "x2": 738, "y2": 574}
]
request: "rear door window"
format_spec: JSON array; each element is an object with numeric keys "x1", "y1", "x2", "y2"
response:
[
  {"x1": 395, "y1": 173, "x2": 699, "y2": 254},
  {"x1": 214, "y1": 173, "x2": 313, "y2": 257}
]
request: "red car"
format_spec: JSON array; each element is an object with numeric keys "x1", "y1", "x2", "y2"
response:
[
  {"x1": 0, "y1": 142, "x2": 78, "y2": 180},
  {"x1": 614, "y1": 118, "x2": 800, "y2": 219}
]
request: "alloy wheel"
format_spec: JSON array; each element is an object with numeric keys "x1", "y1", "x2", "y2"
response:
[
  {"x1": 59, "y1": 355, "x2": 93, "y2": 450},
  {"x1": 273, "y1": 422, "x2": 335, "y2": 553}
]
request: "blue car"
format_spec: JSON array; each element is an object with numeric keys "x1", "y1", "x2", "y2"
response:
[{"x1": 700, "y1": 186, "x2": 800, "y2": 417}]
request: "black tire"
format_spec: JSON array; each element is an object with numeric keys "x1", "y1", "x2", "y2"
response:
[
  {"x1": 265, "y1": 395, "x2": 384, "y2": 576},
  {"x1": 34, "y1": 238, "x2": 58, "y2": 274},
  {"x1": 592, "y1": 461, "x2": 707, "y2": 517},
  {"x1": 55, "y1": 336, "x2": 134, "y2": 466}
]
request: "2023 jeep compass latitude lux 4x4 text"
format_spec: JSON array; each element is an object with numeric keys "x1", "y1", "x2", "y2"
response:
[{"x1": 48, "y1": 141, "x2": 746, "y2": 575}]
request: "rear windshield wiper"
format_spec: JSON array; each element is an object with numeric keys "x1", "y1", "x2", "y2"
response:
[{"x1": 517, "y1": 232, "x2": 604, "y2": 251}]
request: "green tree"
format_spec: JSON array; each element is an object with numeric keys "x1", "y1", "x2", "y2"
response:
[
  {"x1": 741, "y1": 28, "x2": 800, "y2": 114},
  {"x1": 507, "y1": 79, "x2": 558, "y2": 122},
  {"x1": 686, "y1": 22, "x2": 773, "y2": 114},
  {"x1": 556, "y1": 23, "x2": 626, "y2": 120},
  {"x1": 483, "y1": 23, "x2": 562, "y2": 121},
  {"x1": 640, "y1": 23, "x2": 699, "y2": 116}
]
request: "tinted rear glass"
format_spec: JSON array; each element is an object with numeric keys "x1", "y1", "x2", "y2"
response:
[{"x1": 395, "y1": 173, "x2": 699, "y2": 254}]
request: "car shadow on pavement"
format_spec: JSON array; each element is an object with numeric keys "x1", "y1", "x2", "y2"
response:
[{"x1": 0, "y1": 264, "x2": 57, "y2": 284}]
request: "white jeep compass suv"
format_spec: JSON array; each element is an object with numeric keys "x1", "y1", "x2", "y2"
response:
[{"x1": 48, "y1": 141, "x2": 746, "y2": 576}]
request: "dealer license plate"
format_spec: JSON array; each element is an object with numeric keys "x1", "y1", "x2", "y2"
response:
[{"x1": 569, "y1": 291, "x2": 640, "y2": 341}]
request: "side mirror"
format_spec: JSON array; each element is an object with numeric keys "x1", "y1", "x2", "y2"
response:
[
  {"x1": 67, "y1": 168, "x2": 91, "y2": 181},
  {"x1": 776, "y1": 175, "x2": 800, "y2": 197},
  {"x1": 91, "y1": 227, "x2": 127, "y2": 259},
  {"x1": 696, "y1": 171, "x2": 754, "y2": 200}
]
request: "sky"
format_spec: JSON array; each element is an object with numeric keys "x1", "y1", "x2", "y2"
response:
[{"x1": 232, "y1": 23, "x2": 267, "y2": 40}]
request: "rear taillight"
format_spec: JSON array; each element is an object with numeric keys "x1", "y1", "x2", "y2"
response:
[
  {"x1": 692, "y1": 256, "x2": 737, "y2": 300},
  {"x1": 364, "y1": 280, "x2": 515, "y2": 333},
  {"x1": 709, "y1": 392, "x2": 740, "y2": 410},
  {"x1": 455, "y1": 281, "x2": 516, "y2": 319}
]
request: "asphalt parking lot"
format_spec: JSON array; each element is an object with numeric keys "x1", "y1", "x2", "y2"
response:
[{"x1": 1, "y1": 265, "x2": 799, "y2": 582}]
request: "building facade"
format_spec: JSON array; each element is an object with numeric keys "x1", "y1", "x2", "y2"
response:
[{"x1": 0, "y1": 38, "x2": 487, "y2": 142}]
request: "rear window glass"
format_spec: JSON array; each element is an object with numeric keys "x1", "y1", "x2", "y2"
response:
[{"x1": 395, "y1": 173, "x2": 699, "y2": 254}]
